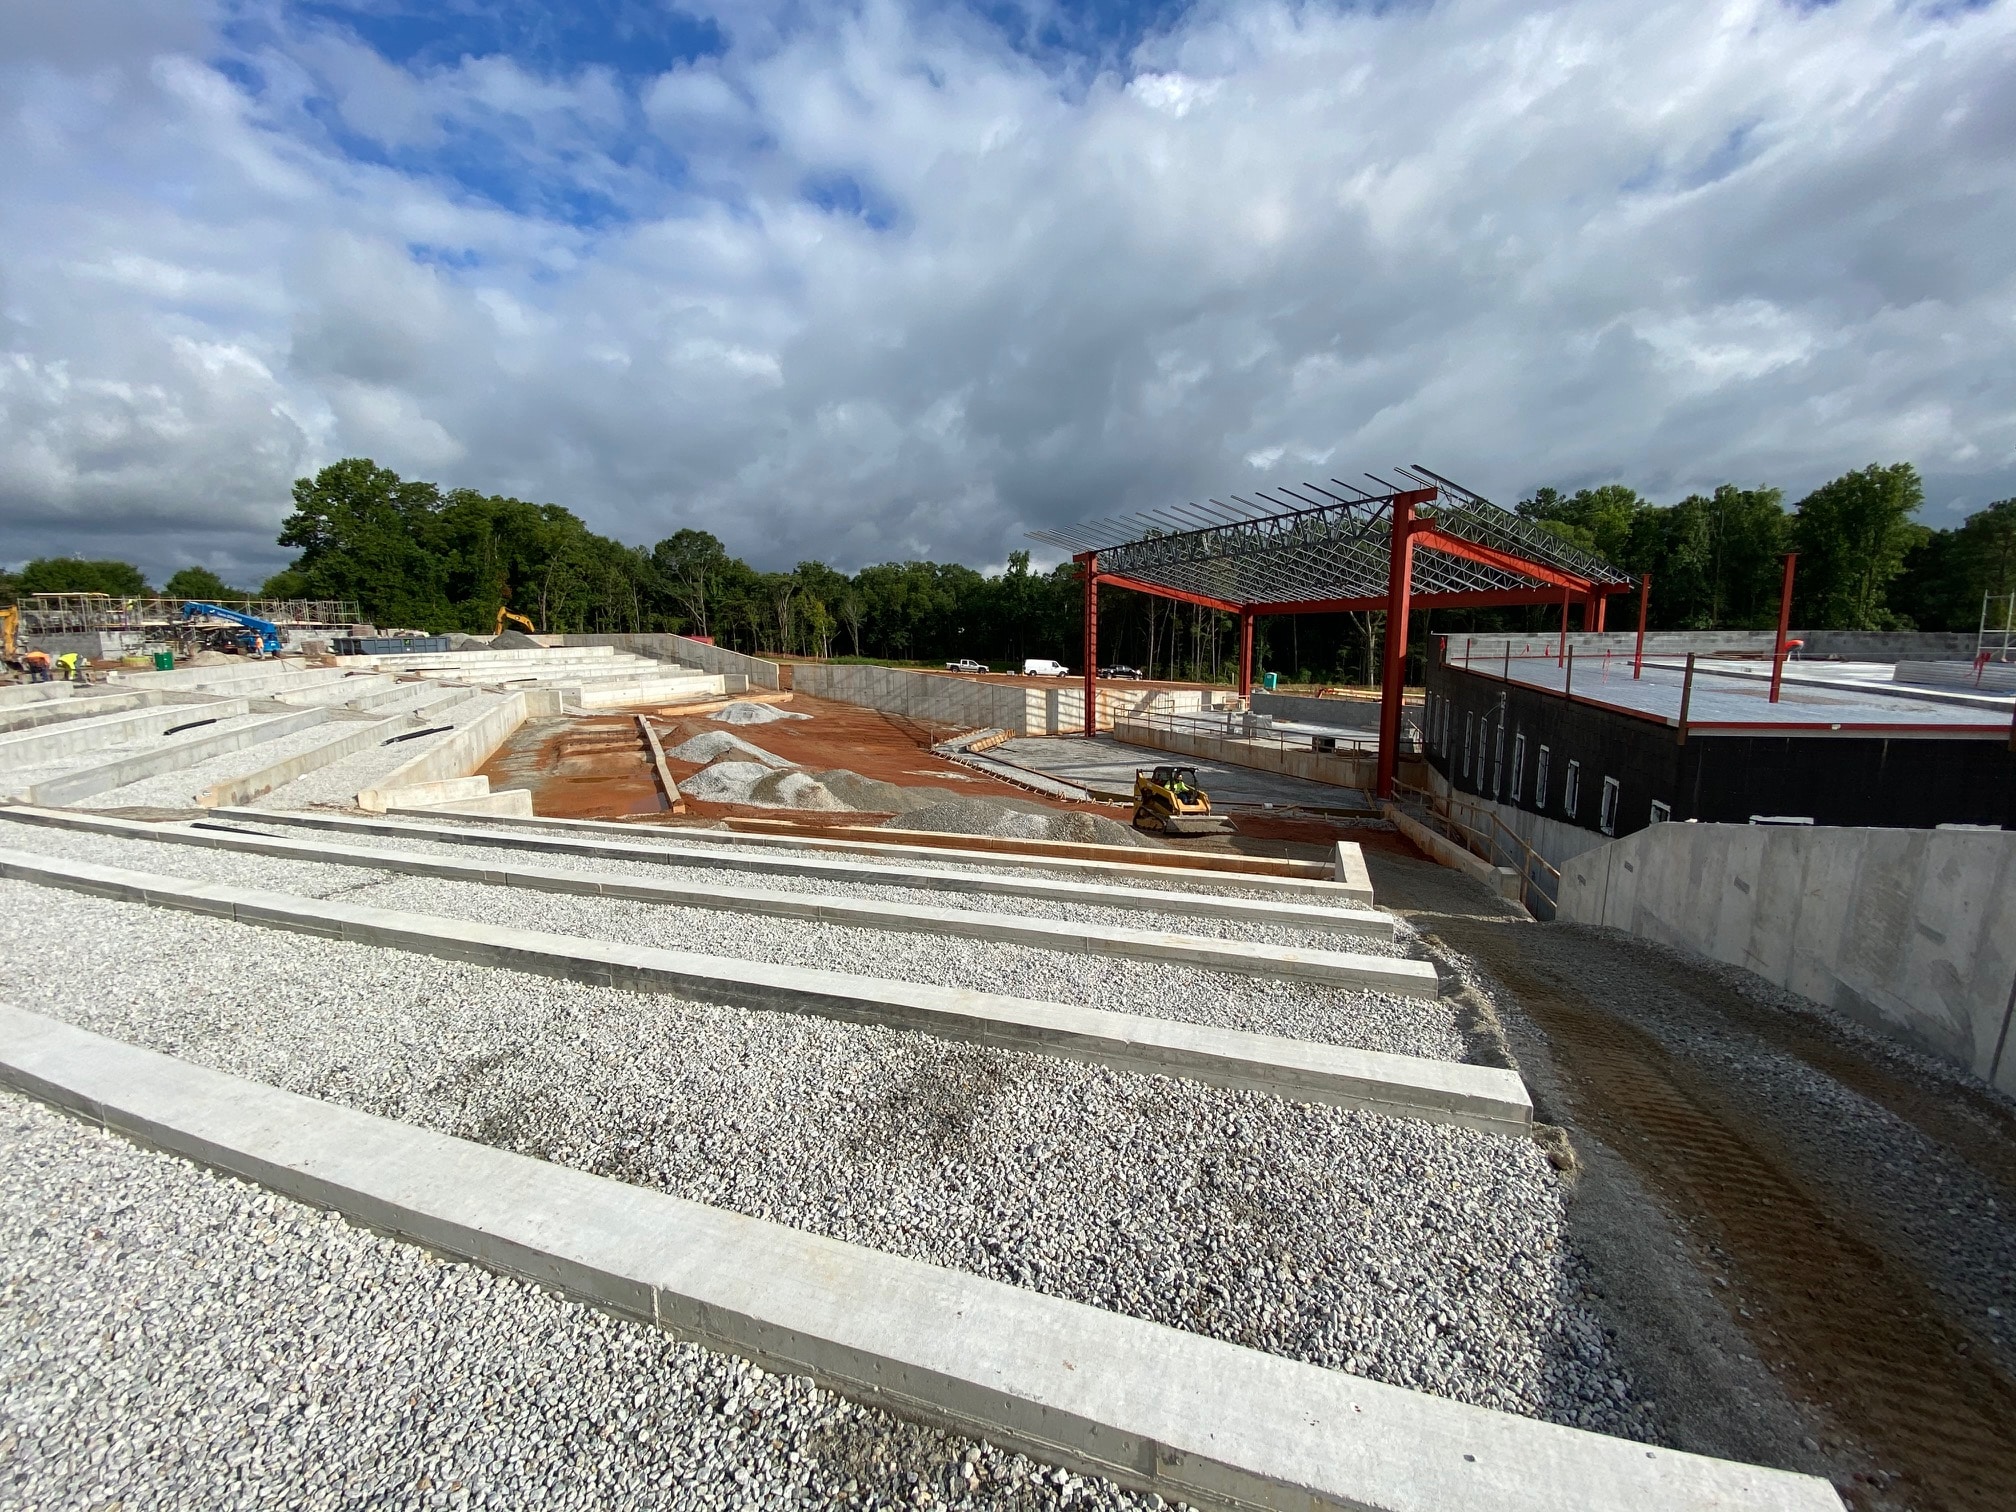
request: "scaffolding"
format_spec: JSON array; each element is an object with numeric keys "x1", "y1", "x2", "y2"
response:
[
  {"x1": 17, "y1": 595, "x2": 360, "y2": 636},
  {"x1": 1030, "y1": 464, "x2": 1638, "y2": 797}
]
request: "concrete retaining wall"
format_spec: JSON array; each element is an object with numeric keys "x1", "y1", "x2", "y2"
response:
[
  {"x1": 199, "y1": 710, "x2": 417, "y2": 808},
  {"x1": 0, "y1": 682, "x2": 77, "y2": 709},
  {"x1": 1419, "y1": 764, "x2": 1614, "y2": 877},
  {"x1": 1896, "y1": 660, "x2": 2016, "y2": 694},
  {"x1": 1113, "y1": 718, "x2": 1376, "y2": 791},
  {"x1": 1558, "y1": 824, "x2": 2016, "y2": 1095},
  {"x1": 552, "y1": 633, "x2": 782, "y2": 691},
  {"x1": 358, "y1": 694, "x2": 528, "y2": 811},
  {"x1": 29, "y1": 706, "x2": 333, "y2": 806},
  {"x1": 0, "y1": 698, "x2": 252, "y2": 763},
  {"x1": 796, "y1": 664, "x2": 1222, "y2": 735}
]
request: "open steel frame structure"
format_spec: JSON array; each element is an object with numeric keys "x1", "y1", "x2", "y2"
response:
[{"x1": 1029, "y1": 464, "x2": 1637, "y2": 797}]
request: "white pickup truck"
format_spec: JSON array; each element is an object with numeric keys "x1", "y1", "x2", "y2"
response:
[{"x1": 945, "y1": 658, "x2": 990, "y2": 674}]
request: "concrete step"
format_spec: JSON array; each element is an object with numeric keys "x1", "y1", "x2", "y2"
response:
[
  {"x1": 209, "y1": 808, "x2": 1394, "y2": 936},
  {"x1": 0, "y1": 1006, "x2": 1841, "y2": 1512},
  {"x1": 0, "y1": 846, "x2": 1521, "y2": 1135},
  {"x1": 0, "y1": 809, "x2": 1417, "y2": 989}
]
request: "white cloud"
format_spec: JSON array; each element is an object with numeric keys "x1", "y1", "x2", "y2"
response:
[{"x1": 1, "y1": 0, "x2": 2013, "y2": 589}]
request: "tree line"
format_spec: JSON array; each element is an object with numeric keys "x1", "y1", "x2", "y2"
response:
[{"x1": 4, "y1": 457, "x2": 2010, "y2": 683}]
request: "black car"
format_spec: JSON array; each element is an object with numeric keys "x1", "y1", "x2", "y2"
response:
[{"x1": 1099, "y1": 665, "x2": 1144, "y2": 679}]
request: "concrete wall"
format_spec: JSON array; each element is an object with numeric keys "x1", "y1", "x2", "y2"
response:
[
  {"x1": 1250, "y1": 691, "x2": 1384, "y2": 729},
  {"x1": 1113, "y1": 718, "x2": 1376, "y2": 790},
  {"x1": 552, "y1": 633, "x2": 782, "y2": 691},
  {"x1": 793, "y1": 664, "x2": 1221, "y2": 735},
  {"x1": 1450, "y1": 630, "x2": 1979, "y2": 663},
  {"x1": 1558, "y1": 823, "x2": 2016, "y2": 1095},
  {"x1": 1419, "y1": 763, "x2": 1615, "y2": 875},
  {"x1": 359, "y1": 693, "x2": 529, "y2": 809}
]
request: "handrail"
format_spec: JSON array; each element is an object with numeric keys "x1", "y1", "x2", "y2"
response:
[{"x1": 1391, "y1": 776, "x2": 1561, "y2": 919}]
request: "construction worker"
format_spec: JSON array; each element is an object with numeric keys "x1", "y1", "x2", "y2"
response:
[
  {"x1": 22, "y1": 648, "x2": 52, "y2": 682},
  {"x1": 55, "y1": 651, "x2": 83, "y2": 682}
]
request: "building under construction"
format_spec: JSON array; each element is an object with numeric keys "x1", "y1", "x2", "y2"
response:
[{"x1": 11, "y1": 594, "x2": 361, "y2": 660}]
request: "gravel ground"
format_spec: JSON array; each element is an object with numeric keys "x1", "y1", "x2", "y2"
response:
[
  {"x1": 0, "y1": 1091, "x2": 1155, "y2": 1511},
  {"x1": 0, "y1": 827, "x2": 1457, "y2": 1059},
  {"x1": 84, "y1": 718, "x2": 382, "y2": 809},
  {"x1": 191, "y1": 817, "x2": 1403, "y2": 951},
  {"x1": 0, "y1": 713, "x2": 275, "y2": 800},
  {"x1": 251, "y1": 693, "x2": 508, "y2": 808},
  {"x1": 0, "y1": 881, "x2": 1647, "y2": 1438}
]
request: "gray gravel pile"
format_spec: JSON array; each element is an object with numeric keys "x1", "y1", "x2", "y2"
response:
[
  {"x1": 0, "y1": 1091, "x2": 1152, "y2": 1511},
  {"x1": 888, "y1": 799, "x2": 1147, "y2": 848},
  {"x1": 665, "y1": 730, "x2": 791, "y2": 766},
  {"x1": 84, "y1": 719, "x2": 376, "y2": 809},
  {"x1": 678, "y1": 761, "x2": 850, "y2": 810},
  {"x1": 0, "y1": 827, "x2": 1451, "y2": 1057},
  {"x1": 250, "y1": 692, "x2": 507, "y2": 809},
  {"x1": 814, "y1": 769, "x2": 984, "y2": 814},
  {"x1": 711, "y1": 700, "x2": 810, "y2": 725},
  {"x1": 0, "y1": 882, "x2": 1649, "y2": 1437}
]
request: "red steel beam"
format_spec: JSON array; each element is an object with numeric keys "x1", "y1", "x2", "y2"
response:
[
  {"x1": 1410, "y1": 527, "x2": 1597, "y2": 596},
  {"x1": 1092, "y1": 571, "x2": 1243, "y2": 615},
  {"x1": 1769, "y1": 553, "x2": 1798, "y2": 704}
]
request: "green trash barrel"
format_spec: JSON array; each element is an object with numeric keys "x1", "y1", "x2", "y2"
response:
[{"x1": 153, "y1": 650, "x2": 174, "y2": 670}]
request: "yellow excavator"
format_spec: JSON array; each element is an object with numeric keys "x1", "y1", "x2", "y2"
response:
[
  {"x1": 1132, "y1": 765, "x2": 1233, "y2": 836},
  {"x1": 494, "y1": 606, "x2": 538, "y2": 636},
  {"x1": 0, "y1": 605, "x2": 18, "y2": 663}
]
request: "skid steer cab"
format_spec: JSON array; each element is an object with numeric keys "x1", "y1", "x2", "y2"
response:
[{"x1": 1132, "y1": 765, "x2": 1233, "y2": 837}]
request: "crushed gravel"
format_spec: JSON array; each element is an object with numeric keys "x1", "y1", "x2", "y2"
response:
[
  {"x1": 249, "y1": 692, "x2": 508, "y2": 809},
  {"x1": 0, "y1": 880, "x2": 1649, "y2": 1437},
  {"x1": 0, "y1": 713, "x2": 276, "y2": 801},
  {"x1": 664, "y1": 730, "x2": 791, "y2": 766},
  {"x1": 0, "y1": 1090, "x2": 1153, "y2": 1511},
  {"x1": 0, "y1": 826, "x2": 1456, "y2": 1059},
  {"x1": 711, "y1": 700, "x2": 811, "y2": 724},
  {"x1": 678, "y1": 762, "x2": 849, "y2": 810},
  {"x1": 84, "y1": 717, "x2": 381, "y2": 809}
]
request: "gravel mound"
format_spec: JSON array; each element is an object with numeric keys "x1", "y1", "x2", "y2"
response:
[
  {"x1": 664, "y1": 729, "x2": 791, "y2": 766},
  {"x1": 678, "y1": 761, "x2": 849, "y2": 810},
  {"x1": 889, "y1": 797, "x2": 1148, "y2": 848},
  {"x1": 711, "y1": 700, "x2": 810, "y2": 725},
  {"x1": 0, "y1": 882, "x2": 1649, "y2": 1436},
  {"x1": 815, "y1": 768, "x2": 970, "y2": 814},
  {"x1": 0, "y1": 1090, "x2": 1149, "y2": 1510}
]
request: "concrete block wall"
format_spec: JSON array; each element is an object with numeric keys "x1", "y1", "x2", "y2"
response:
[
  {"x1": 1558, "y1": 823, "x2": 2016, "y2": 1095},
  {"x1": 1113, "y1": 718, "x2": 1376, "y2": 790},
  {"x1": 794, "y1": 664, "x2": 1225, "y2": 735},
  {"x1": 553, "y1": 633, "x2": 782, "y2": 691}
]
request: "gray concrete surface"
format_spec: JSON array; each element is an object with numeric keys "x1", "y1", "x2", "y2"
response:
[
  {"x1": 0, "y1": 845, "x2": 1517, "y2": 1132},
  {"x1": 27, "y1": 706, "x2": 334, "y2": 806},
  {"x1": 0, "y1": 697, "x2": 249, "y2": 762},
  {"x1": 1000, "y1": 734, "x2": 1372, "y2": 810},
  {"x1": 0, "y1": 1005, "x2": 1841, "y2": 1512},
  {"x1": 1558, "y1": 823, "x2": 2016, "y2": 1096}
]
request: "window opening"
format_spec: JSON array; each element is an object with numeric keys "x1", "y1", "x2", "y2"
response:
[
  {"x1": 1564, "y1": 760, "x2": 1582, "y2": 819},
  {"x1": 1600, "y1": 776, "x2": 1620, "y2": 835},
  {"x1": 1535, "y1": 745, "x2": 1551, "y2": 809},
  {"x1": 1510, "y1": 734, "x2": 1527, "y2": 804},
  {"x1": 1649, "y1": 800, "x2": 1671, "y2": 824},
  {"x1": 1462, "y1": 712, "x2": 1473, "y2": 778}
]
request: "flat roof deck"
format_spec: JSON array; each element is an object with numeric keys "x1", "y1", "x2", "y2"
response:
[{"x1": 1443, "y1": 652, "x2": 2015, "y2": 734}]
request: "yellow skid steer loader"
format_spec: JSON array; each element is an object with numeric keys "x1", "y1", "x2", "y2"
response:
[{"x1": 1132, "y1": 765, "x2": 1233, "y2": 837}]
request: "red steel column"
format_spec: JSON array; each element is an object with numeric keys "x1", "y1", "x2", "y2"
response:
[
  {"x1": 1078, "y1": 554, "x2": 1099, "y2": 735},
  {"x1": 1557, "y1": 588, "x2": 1571, "y2": 666},
  {"x1": 1376, "y1": 496, "x2": 1417, "y2": 800},
  {"x1": 1769, "y1": 552, "x2": 1798, "y2": 704},
  {"x1": 1634, "y1": 573, "x2": 1651, "y2": 679},
  {"x1": 1237, "y1": 611, "x2": 1255, "y2": 698},
  {"x1": 1591, "y1": 593, "x2": 1608, "y2": 632}
]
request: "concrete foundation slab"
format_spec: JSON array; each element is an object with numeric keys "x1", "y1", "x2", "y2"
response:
[
  {"x1": 27, "y1": 706, "x2": 334, "y2": 806},
  {"x1": 0, "y1": 847, "x2": 1518, "y2": 1133},
  {"x1": 0, "y1": 1006, "x2": 1839, "y2": 1512},
  {"x1": 0, "y1": 698, "x2": 252, "y2": 763}
]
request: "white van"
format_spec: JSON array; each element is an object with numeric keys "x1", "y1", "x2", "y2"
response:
[{"x1": 1022, "y1": 658, "x2": 1071, "y2": 677}]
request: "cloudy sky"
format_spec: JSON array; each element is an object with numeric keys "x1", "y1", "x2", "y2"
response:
[{"x1": 2, "y1": 0, "x2": 2012, "y2": 586}]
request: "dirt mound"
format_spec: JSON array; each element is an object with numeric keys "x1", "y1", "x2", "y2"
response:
[
  {"x1": 665, "y1": 730, "x2": 790, "y2": 767},
  {"x1": 813, "y1": 769, "x2": 971, "y2": 815},
  {"x1": 711, "y1": 700, "x2": 810, "y2": 725},
  {"x1": 678, "y1": 760, "x2": 847, "y2": 810},
  {"x1": 881, "y1": 797, "x2": 1148, "y2": 847}
]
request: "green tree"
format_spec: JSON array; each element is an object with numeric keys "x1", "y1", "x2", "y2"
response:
[
  {"x1": 163, "y1": 566, "x2": 240, "y2": 602},
  {"x1": 1891, "y1": 497, "x2": 2016, "y2": 630},
  {"x1": 1516, "y1": 484, "x2": 1647, "y2": 565},
  {"x1": 1791, "y1": 463, "x2": 1924, "y2": 629},
  {"x1": 649, "y1": 529, "x2": 731, "y2": 638},
  {"x1": 278, "y1": 459, "x2": 451, "y2": 627},
  {"x1": 18, "y1": 558, "x2": 149, "y2": 596}
]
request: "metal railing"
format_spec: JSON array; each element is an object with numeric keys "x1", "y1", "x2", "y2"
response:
[
  {"x1": 18, "y1": 596, "x2": 360, "y2": 632},
  {"x1": 1391, "y1": 776, "x2": 1561, "y2": 919}
]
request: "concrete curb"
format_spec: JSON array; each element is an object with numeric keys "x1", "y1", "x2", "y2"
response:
[
  {"x1": 0, "y1": 697, "x2": 251, "y2": 763},
  {"x1": 26, "y1": 706, "x2": 334, "y2": 806},
  {"x1": 0, "y1": 809, "x2": 1416, "y2": 989},
  {"x1": 0, "y1": 681, "x2": 75, "y2": 709},
  {"x1": 359, "y1": 693, "x2": 526, "y2": 810},
  {"x1": 0, "y1": 1007, "x2": 1841, "y2": 1512},
  {"x1": 0, "y1": 846, "x2": 1517, "y2": 1134},
  {"x1": 198, "y1": 709, "x2": 412, "y2": 809},
  {"x1": 349, "y1": 808, "x2": 1373, "y2": 903},
  {"x1": 208, "y1": 808, "x2": 1394, "y2": 936},
  {"x1": 637, "y1": 714, "x2": 684, "y2": 814},
  {"x1": 386, "y1": 789, "x2": 535, "y2": 818}
]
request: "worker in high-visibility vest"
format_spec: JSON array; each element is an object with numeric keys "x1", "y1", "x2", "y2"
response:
[{"x1": 55, "y1": 651, "x2": 83, "y2": 682}]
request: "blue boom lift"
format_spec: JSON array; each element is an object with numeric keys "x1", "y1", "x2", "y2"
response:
[{"x1": 181, "y1": 601, "x2": 283, "y2": 656}]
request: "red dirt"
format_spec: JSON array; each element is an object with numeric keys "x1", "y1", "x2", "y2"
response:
[{"x1": 476, "y1": 714, "x2": 669, "y2": 820}]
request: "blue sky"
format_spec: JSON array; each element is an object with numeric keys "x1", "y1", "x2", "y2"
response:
[{"x1": 1, "y1": 0, "x2": 2012, "y2": 584}]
